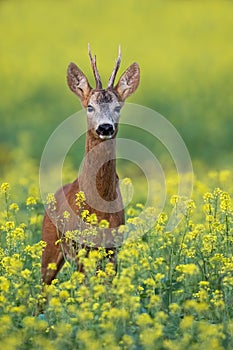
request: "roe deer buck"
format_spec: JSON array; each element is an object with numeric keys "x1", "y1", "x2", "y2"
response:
[{"x1": 41, "y1": 45, "x2": 140, "y2": 284}]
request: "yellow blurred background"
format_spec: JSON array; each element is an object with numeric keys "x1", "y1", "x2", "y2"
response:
[{"x1": 0, "y1": 0, "x2": 233, "y2": 177}]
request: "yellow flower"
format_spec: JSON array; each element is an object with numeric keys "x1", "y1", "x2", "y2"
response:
[
  {"x1": 46, "y1": 193, "x2": 56, "y2": 205},
  {"x1": 75, "y1": 191, "x2": 86, "y2": 208},
  {"x1": 144, "y1": 278, "x2": 155, "y2": 287},
  {"x1": 26, "y1": 196, "x2": 37, "y2": 206},
  {"x1": 93, "y1": 284, "x2": 105, "y2": 298},
  {"x1": 0, "y1": 276, "x2": 10, "y2": 292},
  {"x1": 176, "y1": 263, "x2": 199, "y2": 275},
  {"x1": 127, "y1": 217, "x2": 144, "y2": 226},
  {"x1": 0, "y1": 182, "x2": 10, "y2": 193},
  {"x1": 148, "y1": 295, "x2": 161, "y2": 308},
  {"x1": 186, "y1": 199, "x2": 196, "y2": 212},
  {"x1": 193, "y1": 288, "x2": 209, "y2": 302},
  {"x1": 107, "y1": 250, "x2": 114, "y2": 255},
  {"x1": 136, "y1": 203, "x2": 144, "y2": 210},
  {"x1": 55, "y1": 239, "x2": 62, "y2": 245},
  {"x1": 10, "y1": 305, "x2": 26, "y2": 314},
  {"x1": 120, "y1": 335, "x2": 134, "y2": 347},
  {"x1": 12, "y1": 227, "x2": 25, "y2": 240},
  {"x1": 99, "y1": 219, "x2": 109, "y2": 228},
  {"x1": 223, "y1": 276, "x2": 233, "y2": 287},
  {"x1": 21, "y1": 269, "x2": 31, "y2": 279},
  {"x1": 64, "y1": 230, "x2": 76, "y2": 241},
  {"x1": 169, "y1": 303, "x2": 180, "y2": 314},
  {"x1": 184, "y1": 299, "x2": 208, "y2": 313},
  {"x1": 106, "y1": 308, "x2": 129, "y2": 320},
  {"x1": 155, "y1": 273, "x2": 165, "y2": 282},
  {"x1": 77, "y1": 248, "x2": 87, "y2": 258},
  {"x1": 59, "y1": 290, "x2": 69, "y2": 300},
  {"x1": 220, "y1": 192, "x2": 232, "y2": 213},
  {"x1": 48, "y1": 263, "x2": 57, "y2": 271},
  {"x1": 180, "y1": 315, "x2": 194, "y2": 330},
  {"x1": 154, "y1": 257, "x2": 164, "y2": 266},
  {"x1": 89, "y1": 213, "x2": 98, "y2": 225},
  {"x1": 139, "y1": 326, "x2": 162, "y2": 346},
  {"x1": 19, "y1": 223, "x2": 26, "y2": 229},
  {"x1": 78, "y1": 310, "x2": 94, "y2": 322},
  {"x1": 24, "y1": 241, "x2": 46, "y2": 259},
  {"x1": 170, "y1": 195, "x2": 179, "y2": 206},
  {"x1": 23, "y1": 316, "x2": 36, "y2": 328},
  {"x1": 30, "y1": 214, "x2": 42, "y2": 225},
  {"x1": 81, "y1": 209, "x2": 89, "y2": 220},
  {"x1": 89, "y1": 250, "x2": 102, "y2": 260},
  {"x1": 0, "y1": 295, "x2": 6, "y2": 304},
  {"x1": 105, "y1": 262, "x2": 116, "y2": 277},
  {"x1": 63, "y1": 210, "x2": 70, "y2": 219},
  {"x1": 118, "y1": 225, "x2": 129, "y2": 233},
  {"x1": 5, "y1": 221, "x2": 15, "y2": 230},
  {"x1": 91, "y1": 303, "x2": 98, "y2": 311},
  {"x1": 203, "y1": 192, "x2": 214, "y2": 202},
  {"x1": 136, "y1": 313, "x2": 153, "y2": 327},
  {"x1": 96, "y1": 270, "x2": 106, "y2": 280},
  {"x1": 198, "y1": 322, "x2": 225, "y2": 342},
  {"x1": 199, "y1": 280, "x2": 210, "y2": 289},
  {"x1": 213, "y1": 187, "x2": 222, "y2": 197},
  {"x1": 49, "y1": 297, "x2": 61, "y2": 308},
  {"x1": 71, "y1": 271, "x2": 85, "y2": 284},
  {"x1": 157, "y1": 212, "x2": 168, "y2": 225},
  {"x1": 77, "y1": 285, "x2": 90, "y2": 301},
  {"x1": 9, "y1": 203, "x2": 19, "y2": 212},
  {"x1": 2, "y1": 255, "x2": 23, "y2": 275},
  {"x1": 210, "y1": 290, "x2": 225, "y2": 309},
  {"x1": 126, "y1": 207, "x2": 138, "y2": 217}
]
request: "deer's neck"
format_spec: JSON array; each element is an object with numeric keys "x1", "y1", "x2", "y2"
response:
[{"x1": 79, "y1": 130, "x2": 118, "y2": 205}]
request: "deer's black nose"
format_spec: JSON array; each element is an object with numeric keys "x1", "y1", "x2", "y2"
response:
[{"x1": 96, "y1": 123, "x2": 114, "y2": 136}]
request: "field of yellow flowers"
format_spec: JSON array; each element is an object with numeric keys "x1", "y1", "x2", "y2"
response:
[
  {"x1": 0, "y1": 164, "x2": 232, "y2": 350},
  {"x1": 1, "y1": 1, "x2": 233, "y2": 348}
]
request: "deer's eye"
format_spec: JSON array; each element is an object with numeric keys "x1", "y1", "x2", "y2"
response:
[
  {"x1": 114, "y1": 106, "x2": 121, "y2": 113},
  {"x1": 87, "y1": 105, "x2": 94, "y2": 113}
]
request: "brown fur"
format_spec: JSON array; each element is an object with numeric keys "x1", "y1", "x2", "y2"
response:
[
  {"x1": 41, "y1": 49, "x2": 140, "y2": 285},
  {"x1": 41, "y1": 131, "x2": 124, "y2": 284}
]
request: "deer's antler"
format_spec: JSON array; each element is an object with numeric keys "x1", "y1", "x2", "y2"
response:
[
  {"x1": 88, "y1": 43, "x2": 102, "y2": 89},
  {"x1": 108, "y1": 45, "x2": 121, "y2": 88}
]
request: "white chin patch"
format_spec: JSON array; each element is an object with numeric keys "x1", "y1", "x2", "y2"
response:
[{"x1": 99, "y1": 134, "x2": 113, "y2": 140}]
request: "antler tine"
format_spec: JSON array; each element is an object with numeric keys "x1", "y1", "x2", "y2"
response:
[
  {"x1": 88, "y1": 43, "x2": 102, "y2": 89},
  {"x1": 108, "y1": 45, "x2": 121, "y2": 88}
]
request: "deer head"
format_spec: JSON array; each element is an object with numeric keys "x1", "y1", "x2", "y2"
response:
[{"x1": 67, "y1": 45, "x2": 140, "y2": 140}]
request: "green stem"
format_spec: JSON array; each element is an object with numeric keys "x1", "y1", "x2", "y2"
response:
[{"x1": 5, "y1": 192, "x2": 9, "y2": 220}]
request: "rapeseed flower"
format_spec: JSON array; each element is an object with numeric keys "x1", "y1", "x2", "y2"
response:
[
  {"x1": 0, "y1": 170, "x2": 233, "y2": 349},
  {"x1": 26, "y1": 196, "x2": 37, "y2": 206},
  {"x1": 75, "y1": 191, "x2": 86, "y2": 209},
  {"x1": 46, "y1": 193, "x2": 56, "y2": 205},
  {"x1": 5, "y1": 221, "x2": 15, "y2": 230},
  {"x1": 0, "y1": 276, "x2": 10, "y2": 292},
  {"x1": 176, "y1": 263, "x2": 199, "y2": 275},
  {"x1": 180, "y1": 315, "x2": 194, "y2": 330},
  {"x1": 63, "y1": 210, "x2": 70, "y2": 219},
  {"x1": 0, "y1": 182, "x2": 10, "y2": 193},
  {"x1": 9, "y1": 203, "x2": 19, "y2": 212}
]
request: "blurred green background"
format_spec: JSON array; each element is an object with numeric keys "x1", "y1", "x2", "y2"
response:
[{"x1": 0, "y1": 0, "x2": 233, "y2": 179}]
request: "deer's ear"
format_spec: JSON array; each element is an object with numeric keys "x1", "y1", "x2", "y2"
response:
[
  {"x1": 114, "y1": 62, "x2": 140, "y2": 101},
  {"x1": 67, "y1": 63, "x2": 92, "y2": 104}
]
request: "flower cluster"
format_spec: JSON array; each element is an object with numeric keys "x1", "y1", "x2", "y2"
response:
[{"x1": 0, "y1": 172, "x2": 232, "y2": 349}]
